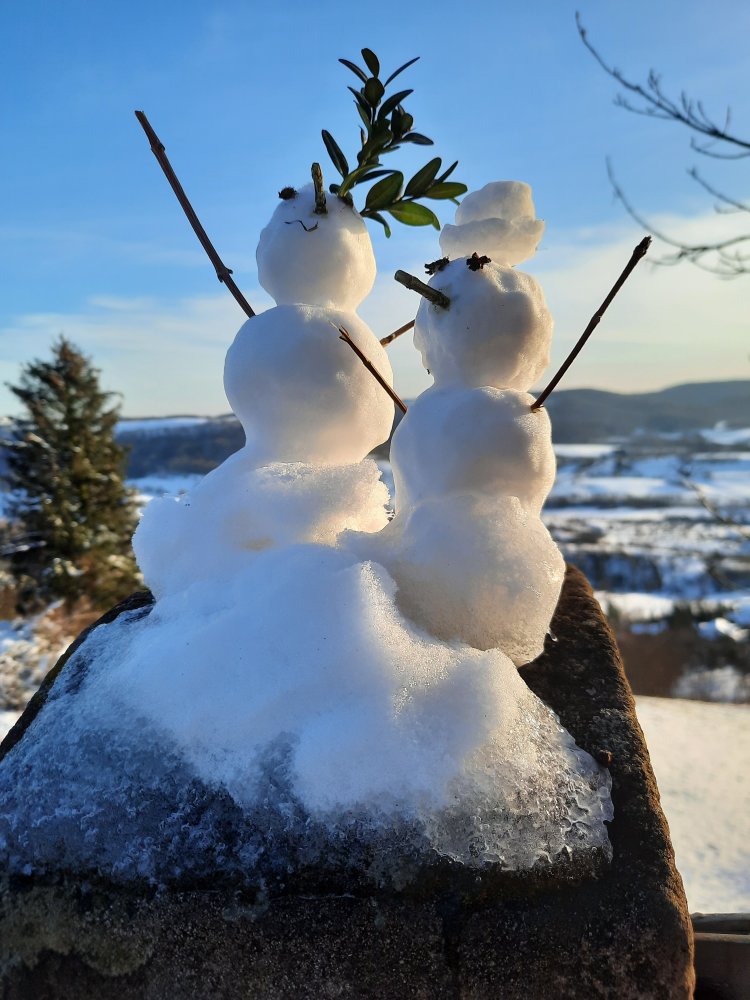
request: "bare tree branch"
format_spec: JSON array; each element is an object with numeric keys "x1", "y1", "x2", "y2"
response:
[{"x1": 577, "y1": 13, "x2": 750, "y2": 157}]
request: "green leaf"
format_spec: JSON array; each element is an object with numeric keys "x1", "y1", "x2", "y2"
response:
[
  {"x1": 364, "y1": 77, "x2": 385, "y2": 107},
  {"x1": 378, "y1": 89, "x2": 413, "y2": 120},
  {"x1": 321, "y1": 130, "x2": 350, "y2": 178},
  {"x1": 339, "y1": 58, "x2": 368, "y2": 84},
  {"x1": 348, "y1": 86, "x2": 372, "y2": 123},
  {"x1": 424, "y1": 181, "x2": 468, "y2": 199},
  {"x1": 364, "y1": 210, "x2": 392, "y2": 238},
  {"x1": 436, "y1": 160, "x2": 458, "y2": 183},
  {"x1": 383, "y1": 55, "x2": 419, "y2": 86},
  {"x1": 402, "y1": 132, "x2": 434, "y2": 146},
  {"x1": 329, "y1": 183, "x2": 341, "y2": 194},
  {"x1": 387, "y1": 201, "x2": 440, "y2": 229},
  {"x1": 359, "y1": 168, "x2": 398, "y2": 182},
  {"x1": 365, "y1": 171, "x2": 404, "y2": 210},
  {"x1": 356, "y1": 103, "x2": 371, "y2": 133},
  {"x1": 361, "y1": 48, "x2": 380, "y2": 78},
  {"x1": 400, "y1": 112, "x2": 414, "y2": 133},
  {"x1": 404, "y1": 157, "x2": 442, "y2": 197}
]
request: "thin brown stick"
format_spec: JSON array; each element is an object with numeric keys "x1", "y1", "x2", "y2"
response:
[
  {"x1": 380, "y1": 319, "x2": 415, "y2": 347},
  {"x1": 134, "y1": 110, "x2": 255, "y2": 319},
  {"x1": 394, "y1": 270, "x2": 450, "y2": 309},
  {"x1": 531, "y1": 236, "x2": 651, "y2": 411},
  {"x1": 338, "y1": 327, "x2": 407, "y2": 413}
]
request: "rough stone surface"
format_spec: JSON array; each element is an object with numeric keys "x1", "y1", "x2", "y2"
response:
[{"x1": 0, "y1": 567, "x2": 694, "y2": 998}]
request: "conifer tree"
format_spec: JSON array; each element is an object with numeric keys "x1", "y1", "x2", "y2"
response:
[{"x1": 5, "y1": 337, "x2": 140, "y2": 611}]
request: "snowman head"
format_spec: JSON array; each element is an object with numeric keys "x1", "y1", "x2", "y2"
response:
[
  {"x1": 256, "y1": 183, "x2": 376, "y2": 311},
  {"x1": 413, "y1": 257, "x2": 553, "y2": 391}
]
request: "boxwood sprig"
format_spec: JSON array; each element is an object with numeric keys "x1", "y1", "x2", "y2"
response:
[{"x1": 322, "y1": 49, "x2": 467, "y2": 237}]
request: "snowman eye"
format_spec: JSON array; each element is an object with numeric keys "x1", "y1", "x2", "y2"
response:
[{"x1": 278, "y1": 187, "x2": 297, "y2": 200}]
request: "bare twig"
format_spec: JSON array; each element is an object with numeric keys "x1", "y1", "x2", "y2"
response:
[
  {"x1": 380, "y1": 319, "x2": 415, "y2": 347},
  {"x1": 134, "y1": 110, "x2": 255, "y2": 318},
  {"x1": 576, "y1": 13, "x2": 750, "y2": 157},
  {"x1": 338, "y1": 327, "x2": 407, "y2": 413},
  {"x1": 394, "y1": 270, "x2": 450, "y2": 309},
  {"x1": 531, "y1": 236, "x2": 651, "y2": 411},
  {"x1": 608, "y1": 161, "x2": 750, "y2": 278}
]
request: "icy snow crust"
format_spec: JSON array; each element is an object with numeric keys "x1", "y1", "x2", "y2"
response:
[{"x1": 0, "y1": 548, "x2": 612, "y2": 886}]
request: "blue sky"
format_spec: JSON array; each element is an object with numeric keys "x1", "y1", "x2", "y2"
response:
[{"x1": 2, "y1": 0, "x2": 749, "y2": 415}]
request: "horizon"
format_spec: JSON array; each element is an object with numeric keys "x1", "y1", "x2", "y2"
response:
[{"x1": 2, "y1": 1, "x2": 748, "y2": 417}]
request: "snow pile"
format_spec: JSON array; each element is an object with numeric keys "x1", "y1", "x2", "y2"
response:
[
  {"x1": 0, "y1": 550, "x2": 611, "y2": 883},
  {"x1": 439, "y1": 181, "x2": 545, "y2": 265},
  {"x1": 0, "y1": 178, "x2": 613, "y2": 882}
]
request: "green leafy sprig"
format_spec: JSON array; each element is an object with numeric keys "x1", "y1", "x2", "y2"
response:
[{"x1": 321, "y1": 48, "x2": 467, "y2": 237}]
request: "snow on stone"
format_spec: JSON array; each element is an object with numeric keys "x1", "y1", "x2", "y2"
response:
[
  {"x1": 0, "y1": 547, "x2": 611, "y2": 883},
  {"x1": 256, "y1": 183, "x2": 376, "y2": 311},
  {"x1": 413, "y1": 260, "x2": 553, "y2": 390},
  {"x1": 636, "y1": 696, "x2": 750, "y2": 913},
  {"x1": 439, "y1": 180, "x2": 545, "y2": 265},
  {"x1": 390, "y1": 387, "x2": 556, "y2": 515},
  {"x1": 224, "y1": 304, "x2": 394, "y2": 465}
]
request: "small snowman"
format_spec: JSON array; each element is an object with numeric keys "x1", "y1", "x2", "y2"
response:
[
  {"x1": 135, "y1": 52, "x2": 466, "y2": 599},
  {"x1": 356, "y1": 181, "x2": 564, "y2": 665}
]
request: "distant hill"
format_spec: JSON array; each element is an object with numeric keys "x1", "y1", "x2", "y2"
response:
[
  {"x1": 545, "y1": 380, "x2": 750, "y2": 442},
  {"x1": 2, "y1": 380, "x2": 747, "y2": 481}
]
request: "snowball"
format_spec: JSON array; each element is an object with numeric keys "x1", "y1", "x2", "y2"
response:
[
  {"x1": 224, "y1": 304, "x2": 394, "y2": 464},
  {"x1": 353, "y1": 494, "x2": 565, "y2": 663},
  {"x1": 256, "y1": 183, "x2": 376, "y2": 310},
  {"x1": 440, "y1": 180, "x2": 545, "y2": 265},
  {"x1": 134, "y1": 453, "x2": 390, "y2": 598},
  {"x1": 455, "y1": 180, "x2": 537, "y2": 225},
  {"x1": 0, "y1": 544, "x2": 611, "y2": 884},
  {"x1": 413, "y1": 259, "x2": 552, "y2": 390},
  {"x1": 390, "y1": 386, "x2": 555, "y2": 513}
]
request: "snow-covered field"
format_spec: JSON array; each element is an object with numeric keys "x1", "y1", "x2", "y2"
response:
[{"x1": 635, "y1": 696, "x2": 750, "y2": 913}]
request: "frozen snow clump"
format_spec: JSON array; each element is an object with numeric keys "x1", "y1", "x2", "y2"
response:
[
  {"x1": 352, "y1": 494, "x2": 564, "y2": 663},
  {"x1": 256, "y1": 183, "x2": 376, "y2": 310},
  {"x1": 134, "y1": 455, "x2": 390, "y2": 598},
  {"x1": 224, "y1": 304, "x2": 394, "y2": 464},
  {"x1": 390, "y1": 386, "x2": 555, "y2": 513},
  {"x1": 413, "y1": 259, "x2": 552, "y2": 389},
  {"x1": 439, "y1": 180, "x2": 544, "y2": 265},
  {"x1": 0, "y1": 545, "x2": 610, "y2": 885}
]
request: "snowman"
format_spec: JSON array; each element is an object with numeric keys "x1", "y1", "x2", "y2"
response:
[
  {"x1": 353, "y1": 181, "x2": 565, "y2": 665},
  {"x1": 134, "y1": 171, "x2": 395, "y2": 598}
]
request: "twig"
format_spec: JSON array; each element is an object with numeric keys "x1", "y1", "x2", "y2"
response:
[
  {"x1": 134, "y1": 110, "x2": 255, "y2": 318},
  {"x1": 380, "y1": 319, "x2": 415, "y2": 347},
  {"x1": 338, "y1": 327, "x2": 407, "y2": 413},
  {"x1": 681, "y1": 478, "x2": 750, "y2": 541},
  {"x1": 394, "y1": 270, "x2": 450, "y2": 309},
  {"x1": 531, "y1": 236, "x2": 651, "y2": 411}
]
